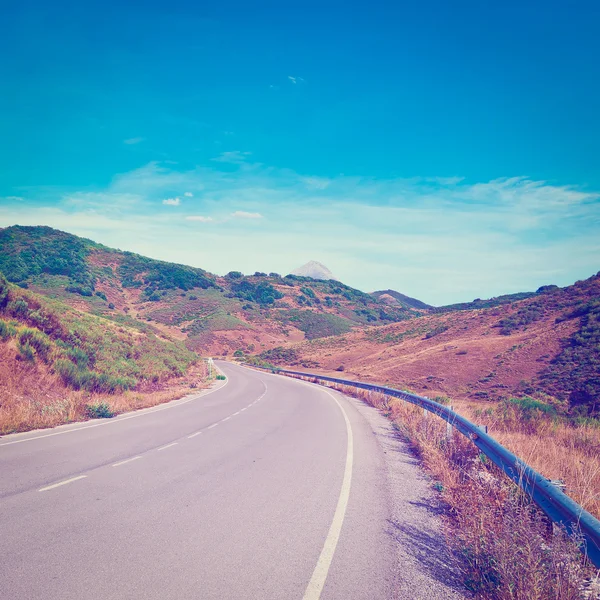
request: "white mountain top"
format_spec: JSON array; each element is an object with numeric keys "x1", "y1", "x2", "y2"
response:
[{"x1": 290, "y1": 261, "x2": 337, "y2": 281}]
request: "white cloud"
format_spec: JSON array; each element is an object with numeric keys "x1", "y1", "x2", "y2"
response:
[
  {"x1": 184, "y1": 192, "x2": 193, "y2": 197},
  {"x1": 287, "y1": 76, "x2": 305, "y2": 85},
  {"x1": 302, "y1": 177, "x2": 331, "y2": 190},
  {"x1": 231, "y1": 211, "x2": 263, "y2": 219},
  {"x1": 212, "y1": 151, "x2": 251, "y2": 164},
  {"x1": 123, "y1": 137, "x2": 145, "y2": 145},
  {"x1": 185, "y1": 215, "x2": 213, "y2": 222},
  {"x1": 4, "y1": 157, "x2": 599, "y2": 305},
  {"x1": 162, "y1": 197, "x2": 180, "y2": 206}
]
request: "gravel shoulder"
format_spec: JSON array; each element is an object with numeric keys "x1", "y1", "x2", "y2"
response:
[{"x1": 332, "y1": 387, "x2": 470, "y2": 600}]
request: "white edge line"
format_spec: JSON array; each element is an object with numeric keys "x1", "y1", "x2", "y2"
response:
[
  {"x1": 39, "y1": 475, "x2": 87, "y2": 492},
  {"x1": 240, "y1": 364, "x2": 354, "y2": 600},
  {"x1": 188, "y1": 431, "x2": 203, "y2": 439},
  {"x1": 157, "y1": 442, "x2": 178, "y2": 451},
  {"x1": 112, "y1": 456, "x2": 142, "y2": 467},
  {"x1": 207, "y1": 423, "x2": 218, "y2": 430},
  {"x1": 0, "y1": 374, "x2": 230, "y2": 447},
  {"x1": 302, "y1": 387, "x2": 353, "y2": 600}
]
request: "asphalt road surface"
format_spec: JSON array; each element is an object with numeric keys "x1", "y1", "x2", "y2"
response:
[{"x1": 0, "y1": 361, "x2": 465, "y2": 600}]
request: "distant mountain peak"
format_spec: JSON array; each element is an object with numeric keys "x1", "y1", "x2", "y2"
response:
[{"x1": 290, "y1": 261, "x2": 337, "y2": 281}]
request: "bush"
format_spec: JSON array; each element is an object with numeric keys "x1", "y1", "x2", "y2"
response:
[
  {"x1": 95, "y1": 291, "x2": 107, "y2": 301},
  {"x1": 424, "y1": 325, "x2": 449, "y2": 339},
  {"x1": 233, "y1": 349, "x2": 245, "y2": 357},
  {"x1": 216, "y1": 374, "x2": 226, "y2": 380},
  {"x1": 16, "y1": 341, "x2": 35, "y2": 362},
  {"x1": 259, "y1": 346, "x2": 299, "y2": 364},
  {"x1": 0, "y1": 319, "x2": 16, "y2": 340},
  {"x1": 65, "y1": 285, "x2": 93, "y2": 297},
  {"x1": 17, "y1": 328, "x2": 52, "y2": 362},
  {"x1": 108, "y1": 302, "x2": 115, "y2": 309},
  {"x1": 86, "y1": 402, "x2": 114, "y2": 418}
]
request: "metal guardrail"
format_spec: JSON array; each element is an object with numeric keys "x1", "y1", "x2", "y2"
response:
[{"x1": 263, "y1": 366, "x2": 600, "y2": 568}]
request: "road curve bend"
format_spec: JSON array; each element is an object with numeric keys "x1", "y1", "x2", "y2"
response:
[{"x1": 0, "y1": 361, "x2": 465, "y2": 599}]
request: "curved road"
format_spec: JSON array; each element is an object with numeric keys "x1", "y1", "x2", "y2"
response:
[{"x1": 0, "y1": 362, "x2": 463, "y2": 599}]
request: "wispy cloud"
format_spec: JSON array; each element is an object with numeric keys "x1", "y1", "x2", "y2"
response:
[
  {"x1": 162, "y1": 197, "x2": 180, "y2": 206},
  {"x1": 184, "y1": 192, "x2": 194, "y2": 197},
  {"x1": 231, "y1": 211, "x2": 263, "y2": 219},
  {"x1": 2, "y1": 157, "x2": 598, "y2": 304},
  {"x1": 185, "y1": 215, "x2": 213, "y2": 222},
  {"x1": 287, "y1": 76, "x2": 305, "y2": 85},
  {"x1": 212, "y1": 151, "x2": 251, "y2": 164},
  {"x1": 123, "y1": 137, "x2": 145, "y2": 145}
]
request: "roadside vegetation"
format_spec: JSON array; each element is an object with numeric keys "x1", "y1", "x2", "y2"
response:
[
  {"x1": 0, "y1": 273, "x2": 203, "y2": 434},
  {"x1": 294, "y1": 376, "x2": 597, "y2": 598}
]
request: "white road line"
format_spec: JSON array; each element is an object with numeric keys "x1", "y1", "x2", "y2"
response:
[
  {"x1": 232, "y1": 411, "x2": 240, "y2": 416},
  {"x1": 240, "y1": 407, "x2": 247, "y2": 412},
  {"x1": 112, "y1": 456, "x2": 142, "y2": 467},
  {"x1": 157, "y1": 442, "x2": 178, "y2": 451},
  {"x1": 207, "y1": 423, "x2": 218, "y2": 430},
  {"x1": 39, "y1": 475, "x2": 87, "y2": 492},
  {"x1": 0, "y1": 376, "x2": 230, "y2": 447},
  {"x1": 188, "y1": 431, "x2": 203, "y2": 439},
  {"x1": 301, "y1": 388, "x2": 354, "y2": 600},
  {"x1": 221, "y1": 416, "x2": 231, "y2": 422}
]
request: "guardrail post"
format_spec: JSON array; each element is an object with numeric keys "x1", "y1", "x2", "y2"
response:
[
  {"x1": 446, "y1": 407, "x2": 454, "y2": 441},
  {"x1": 544, "y1": 480, "x2": 567, "y2": 538}
]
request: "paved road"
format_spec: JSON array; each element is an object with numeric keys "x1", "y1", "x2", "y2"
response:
[{"x1": 0, "y1": 361, "x2": 463, "y2": 599}]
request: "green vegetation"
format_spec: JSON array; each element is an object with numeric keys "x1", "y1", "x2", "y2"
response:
[
  {"x1": 216, "y1": 374, "x2": 226, "y2": 380},
  {"x1": 229, "y1": 279, "x2": 284, "y2": 305},
  {"x1": 85, "y1": 402, "x2": 115, "y2": 418},
  {"x1": 435, "y1": 292, "x2": 536, "y2": 313},
  {"x1": 259, "y1": 346, "x2": 299, "y2": 364},
  {"x1": 276, "y1": 309, "x2": 352, "y2": 340},
  {"x1": 0, "y1": 225, "x2": 96, "y2": 288},
  {"x1": 424, "y1": 324, "x2": 449, "y2": 339},
  {"x1": 117, "y1": 254, "x2": 215, "y2": 295},
  {"x1": 0, "y1": 272, "x2": 198, "y2": 394},
  {"x1": 541, "y1": 296, "x2": 600, "y2": 415},
  {"x1": 496, "y1": 301, "x2": 545, "y2": 335}
]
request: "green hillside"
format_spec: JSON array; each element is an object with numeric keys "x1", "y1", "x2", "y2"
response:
[{"x1": 0, "y1": 226, "x2": 417, "y2": 349}]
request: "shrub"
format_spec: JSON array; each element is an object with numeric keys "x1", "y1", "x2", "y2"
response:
[
  {"x1": 0, "y1": 319, "x2": 16, "y2": 340},
  {"x1": 18, "y1": 328, "x2": 52, "y2": 361},
  {"x1": 65, "y1": 285, "x2": 93, "y2": 297},
  {"x1": 108, "y1": 302, "x2": 115, "y2": 309},
  {"x1": 424, "y1": 325, "x2": 449, "y2": 339},
  {"x1": 259, "y1": 346, "x2": 299, "y2": 364},
  {"x1": 95, "y1": 291, "x2": 107, "y2": 301},
  {"x1": 233, "y1": 349, "x2": 245, "y2": 357},
  {"x1": 86, "y1": 402, "x2": 114, "y2": 418},
  {"x1": 7, "y1": 298, "x2": 29, "y2": 318},
  {"x1": 16, "y1": 341, "x2": 36, "y2": 361},
  {"x1": 216, "y1": 374, "x2": 226, "y2": 380},
  {"x1": 226, "y1": 271, "x2": 243, "y2": 279}
]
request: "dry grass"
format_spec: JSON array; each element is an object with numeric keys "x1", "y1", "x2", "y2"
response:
[
  {"x1": 454, "y1": 399, "x2": 600, "y2": 521},
  {"x1": 293, "y1": 376, "x2": 598, "y2": 599},
  {"x1": 0, "y1": 347, "x2": 208, "y2": 435}
]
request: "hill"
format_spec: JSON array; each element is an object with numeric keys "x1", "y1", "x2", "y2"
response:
[
  {"x1": 371, "y1": 289, "x2": 433, "y2": 310},
  {"x1": 0, "y1": 273, "x2": 204, "y2": 434},
  {"x1": 290, "y1": 260, "x2": 337, "y2": 280},
  {"x1": 2, "y1": 225, "x2": 598, "y2": 417},
  {"x1": 0, "y1": 226, "x2": 417, "y2": 357},
  {"x1": 254, "y1": 273, "x2": 600, "y2": 417}
]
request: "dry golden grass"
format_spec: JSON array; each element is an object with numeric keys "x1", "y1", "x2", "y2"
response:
[
  {"x1": 295, "y1": 376, "x2": 597, "y2": 599},
  {"x1": 453, "y1": 399, "x2": 600, "y2": 521},
  {"x1": 0, "y1": 346, "x2": 208, "y2": 435}
]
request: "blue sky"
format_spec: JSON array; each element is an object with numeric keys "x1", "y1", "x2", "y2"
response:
[{"x1": 1, "y1": 0, "x2": 599, "y2": 304}]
